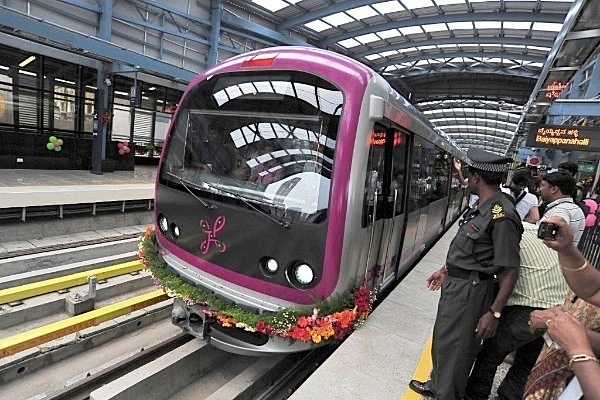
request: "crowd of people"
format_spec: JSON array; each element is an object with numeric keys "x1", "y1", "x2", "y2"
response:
[{"x1": 409, "y1": 148, "x2": 600, "y2": 400}]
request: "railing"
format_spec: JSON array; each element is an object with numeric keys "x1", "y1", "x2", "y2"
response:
[{"x1": 578, "y1": 226, "x2": 600, "y2": 269}]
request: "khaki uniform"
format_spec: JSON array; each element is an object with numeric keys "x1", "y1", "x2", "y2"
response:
[{"x1": 430, "y1": 190, "x2": 522, "y2": 400}]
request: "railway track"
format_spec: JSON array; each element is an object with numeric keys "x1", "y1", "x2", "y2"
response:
[{"x1": 0, "y1": 228, "x2": 335, "y2": 399}]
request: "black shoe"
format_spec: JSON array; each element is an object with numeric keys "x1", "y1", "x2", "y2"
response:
[{"x1": 409, "y1": 380, "x2": 436, "y2": 398}]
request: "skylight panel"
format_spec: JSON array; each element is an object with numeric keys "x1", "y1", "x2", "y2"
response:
[
  {"x1": 532, "y1": 22, "x2": 563, "y2": 32},
  {"x1": 528, "y1": 46, "x2": 551, "y2": 52},
  {"x1": 252, "y1": 0, "x2": 289, "y2": 12},
  {"x1": 338, "y1": 38, "x2": 361, "y2": 48},
  {"x1": 402, "y1": 0, "x2": 435, "y2": 8},
  {"x1": 417, "y1": 45, "x2": 436, "y2": 51},
  {"x1": 323, "y1": 12, "x2": 354, "y2": 27},
  {"x1": 504, "y1": 21, "x2": 532, "y2": 30},
  {"x1": 347, "y1": 6, "x2": 379, "y2": 20},
  {"x1": 380, "y1": 50, "x2": 399, "y2": 57},
  {"x1": 448, "y1": 22, "x2": 473, "y2": 30},
  {"x1": 434, "y1": 0, "x2": 465, "y2": 5},
  {"x1": 475, "y1": 21, "x2": 501, "y2": 29},
  {"x1": 356, "y1": 33, "x2": 380, "y2": 44},
  {"x1": 378, "y1": 29, "x2": 401, "y2": 39},
  {"x1": 399, "y1": 26, "x2": 423, "y2": 35},
  {"x1": 365, "y1": 54, "x2": 382, "y2": 61},
  {"x1": 422, "y1": 23, "x2": 448, "y2": 33},
  {"x1": 373, "y1": 1, "x2": 405, "y2": 14},
  {"x1": 400, "y1": 46, "x2": 419, "y2": 53},
  {"x1": 304, "y1": 20, "x2": 331, "y2": 32}
]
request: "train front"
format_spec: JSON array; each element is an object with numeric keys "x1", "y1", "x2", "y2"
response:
[{"x1": 150, "y1": 51, "x2": 360, "y2": 355}]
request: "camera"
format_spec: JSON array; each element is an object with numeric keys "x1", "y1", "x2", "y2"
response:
[{"x1": 537, "y1": 221, "x2": 558, "y2": 240}]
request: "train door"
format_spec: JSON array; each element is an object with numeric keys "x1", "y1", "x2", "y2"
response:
[
  {"x1": 362, "y1": 123, "x2": 409, "y2": 291},
  {"x1": 399, "y1": 138, "x2": 451, "y2": 271}
]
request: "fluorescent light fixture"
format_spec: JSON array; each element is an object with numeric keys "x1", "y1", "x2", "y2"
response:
[
  {"x1": 55, "y1": 78, "x2": 76, "y2": 85},
  {"x1": 19, "y1": 56, "x2": 36, "y2": 68},
  {"x1": 149, "y1": 86, "x2": 156, "y2": 91}
]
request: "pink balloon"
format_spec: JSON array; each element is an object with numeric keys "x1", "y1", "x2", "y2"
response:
[
  {"x1": 54, "y1": 141, "x2": 60, "y2": 147},
  {"x1": 118, "y1": 149, "x2": 125, "y2": 155},
  {"x1": 585, "y1": 214, "x2": 597, "y2": 228},
  {"x1": 584, "y1": 199, "x2": 598, "y2": 214},
  {"x1": 118, "y1": 142, "x2": 123, "y2": 148}
]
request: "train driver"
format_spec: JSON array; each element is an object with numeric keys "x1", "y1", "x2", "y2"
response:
[{"x1": 189, "y1": 122, "x2": 232, "y2": 176}]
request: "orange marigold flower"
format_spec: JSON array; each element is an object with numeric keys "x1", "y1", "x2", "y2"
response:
[
  {"x1": 289, "y1": 326, "x2": 311, "y2": 342},
  {"x1": 297, "y1": 316, "x2": 309, "y2": 328}
]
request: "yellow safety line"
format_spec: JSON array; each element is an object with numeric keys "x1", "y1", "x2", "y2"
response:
[
  {"x1": 0, "y1": 289, "x2": 169, "y2": 359},
  {"x1": 0, "y1": 260, "x2": 144, "y2": 304},
  {"x1": 402, "y1": 333, "x2": 433, "y2": 400}
]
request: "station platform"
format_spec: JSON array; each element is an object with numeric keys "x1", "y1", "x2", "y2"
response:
[
  {"x1": 290, "y1": 224, "x2": 456, "y2": 400},
  {"x1": 0, "y1": 165, "x2": 158, "y2": 255}
]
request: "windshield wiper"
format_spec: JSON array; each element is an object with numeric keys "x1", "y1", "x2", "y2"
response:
[
  {"x1": 176, "y1": 176, "x2": 216, "y2": 209},
  {"x1": 202, "y1": 181, "x2": 291, "y2": 229}
]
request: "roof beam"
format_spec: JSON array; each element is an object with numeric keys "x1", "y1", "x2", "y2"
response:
[
  {"x1": 0, "y1": 6, "x2": 196, "y2": 82},
  {"x1": 354, "y1": 37, "x2": 554, "y2": 60},
  {"x1": 320, "y1": 12, "x2": 567, "y2": 48},
  {"x1": 547, "y1": 99, "x2": 600, "y2": 117},
  {"x1": 277, "y1": 0, "x2": 376, "y2": 31},
  {"x1": 375, "y1": 51, "x2": 546, "y2": 70},
  {"x1": 220, "y1": 11, "x2": 309, "y2": 47}
]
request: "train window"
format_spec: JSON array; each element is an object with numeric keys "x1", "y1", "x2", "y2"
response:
[
  {"x1": 410, "y1": 139, "x2": 451, "y2": 208},
  {"x1": 160, "y1": 70, "x2": 343, "y2": 224},
  {"x1": 362, "y1": 124, "x2": 387, "y2": 227}
]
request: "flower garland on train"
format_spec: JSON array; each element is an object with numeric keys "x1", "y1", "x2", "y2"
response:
[{"x1": 137, "y1": 226, "x2": 376, "y2": 344}]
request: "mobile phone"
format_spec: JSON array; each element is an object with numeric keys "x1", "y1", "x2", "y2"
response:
[{"x1": 538, "y1": 221, "x2": 558, "y2": 240}]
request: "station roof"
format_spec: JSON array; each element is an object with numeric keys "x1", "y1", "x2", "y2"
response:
[{"x1": 236, "y1": 0, "x2": 598, "y2": 156}]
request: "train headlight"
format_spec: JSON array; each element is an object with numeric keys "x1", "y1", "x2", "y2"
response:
[
  {"x1": 171, "y1": 224, "x2": 180, "y2": 238},
  {"x1": 260, "y1": 257, "x2": 279, "y2": 276},
  {"x1": 287, "y1": 262, "x2": 316, "y2": 288},
  {"x1": 158, "y1": 214, "x2": 169, "y2": 234},
  {"x1": 266, "y1": 259, "x2": 278, "y2": 273}
]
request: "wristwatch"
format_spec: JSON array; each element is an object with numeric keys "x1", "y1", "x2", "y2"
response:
[{"x1": 490, "y1": 308, "x2": 501, "y2": 319}]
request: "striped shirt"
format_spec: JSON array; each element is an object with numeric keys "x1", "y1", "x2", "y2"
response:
[
  {"x1": 541, "y1": 197, "x2": 585, "y2": 245},
  {"x1": 506, "y1": 222, "x2": 568, "y2": 308}
]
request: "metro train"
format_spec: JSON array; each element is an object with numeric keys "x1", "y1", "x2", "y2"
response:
[{"x1": 146, "y1": 46, "x2": 468, "y2": 355}]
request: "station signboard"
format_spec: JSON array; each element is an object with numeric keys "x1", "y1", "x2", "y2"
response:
[{"x1": 526, "y1": 124, "x2": 600, "y2": 152}]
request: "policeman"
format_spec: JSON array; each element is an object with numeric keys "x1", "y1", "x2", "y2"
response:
[{"x1": 409, "y1": 147, "x2": 523, "y2": 400}]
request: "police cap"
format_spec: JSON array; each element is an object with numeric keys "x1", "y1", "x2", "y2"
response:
[{"x1": 467, "y1": 147, "x2": 512, "y2": 173}]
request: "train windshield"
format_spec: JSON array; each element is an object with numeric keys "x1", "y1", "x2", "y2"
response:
[{"x1": 160, "y1": 70, "x2": 343, "y2": 223}]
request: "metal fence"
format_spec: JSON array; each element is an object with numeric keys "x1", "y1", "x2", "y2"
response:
[{"x1": 578, "y1": 226, "x2": 600, "y2": 270}]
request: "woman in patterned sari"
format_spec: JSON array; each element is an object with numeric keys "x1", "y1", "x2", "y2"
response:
[{"x1": 524, "y1": 216, "x2": 600, "y2": 400}]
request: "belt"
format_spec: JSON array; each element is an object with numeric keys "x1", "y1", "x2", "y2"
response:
[{"x1": 447, "y1": 267, "x2": 495, "y2": 281}]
